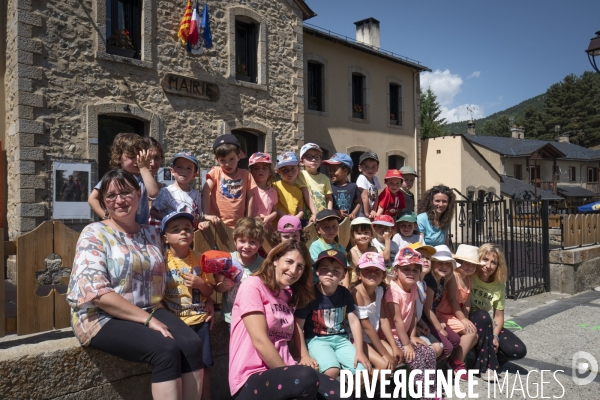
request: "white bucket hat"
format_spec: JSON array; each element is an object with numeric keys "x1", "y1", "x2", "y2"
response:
[
  {"x1": 431, "y1": 245, "x2": 460, "y2": 269},
  {"x1": 453, "y1": 244, "x2": 481, "y2": 266}
]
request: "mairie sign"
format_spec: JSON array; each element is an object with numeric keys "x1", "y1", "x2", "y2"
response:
[{"x1": 160, "y1": 73, "x2": 220, "y2": 101}]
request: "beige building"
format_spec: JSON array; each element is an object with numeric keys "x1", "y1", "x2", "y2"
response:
[{"x1": 303, "y1": 18, "x2": 429, "y2": 187}]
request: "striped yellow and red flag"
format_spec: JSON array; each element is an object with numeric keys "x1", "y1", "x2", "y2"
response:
[{"x1": 177, "y1": 0, "x2": 193, "y2": 44}]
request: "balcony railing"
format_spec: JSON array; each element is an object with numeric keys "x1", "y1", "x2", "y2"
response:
[
  {"x1": 586, "y1": 182, "x2": 600, "y2": 194},
  {"x1": 524, "y1": 179, "x2": 558, "y2": 194}
]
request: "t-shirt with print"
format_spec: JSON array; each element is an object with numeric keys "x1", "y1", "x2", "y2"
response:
[
  {"x1": 371, "y1": 237, "x2": 399, "y2": 271},
  {"x1": 206, "y1": 167, "x2": 256, "y2": 228},
  {"x1": 152, "y1": 185, "x2": 202, "y2": 227},
  {"x1": 220, "y1": 251, "x2": 265, "y2": 323},
  {"x1": 273, "y1": 180, "x2": 304, "y2": 217},
  {"x1": 163, "y1": 249, "x2": 215, "y2": 326},
  {"x1": 294, "y1": 284, "x2": 355, "y2": 340},
  {"x1": 385, "y1": 279, "x2": 417, "y2": 337},
  {"x1": 423, "y1": 272, "x2": 445, "y2": 322},
  {"x1": 252, "y1": 186, "x2": 277, "y2": 218},
  {"x1": 378, "y1": 187, "x2": 405, "y2": 219},
  {"x1": 94, "y1": 175, "x2": 149, "y2": 225},
  {"x1": 332, "y1": 183, "x2": 360, "y2": 213},
  {"x1": 228, "y1": 276, "x2": 297, "y2": 395},
  {"x1": 66, "y1": 222, "x2": 164, "y2": 346},
  {"x1": 356, "y1": 174, "x2": 381, "y2": 215},
  {"x1": 392, "y1": 233, "x2": 421, "y2": 250},
  {"x1": 295, "y1": 170, "x2": 332, "y2": 217},
  {"x1": 470, "y1": 274, "x2": 506, "y2": 312}
]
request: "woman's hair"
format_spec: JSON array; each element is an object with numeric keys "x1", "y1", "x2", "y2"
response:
[
  {"x1": 350, "y1": 224, "x2": 374, "y2": 246},
  {"x1": 350, "y1": 267, "x2": 388, "y2": 291},
  {"x1": 144, "y1": 136, "x2": 164, "y2": 160},
  {"x1": 97, "y1": 169, "x2": 141, "y2": 211},
  {"x1": 478, "y1": 243, "x2": 508, "y2": 283},
  {"x1": 417, "y1": 185, "x2": 456, "y2": 231},
  {"x1": 253, "y1": 241, "x2": 314, "y2": 308},
  {"x1": 270, "y1": 229, "x2": 309, "y2": 246},
  {"x1": 249, "y1": 162, "x2": 276, "y2": 188},
  {"x1": 233, "y1": 217, "x2": 265, "y2": 243},
  {"x1": 109, "y1": 133, "x2": 149, "y2": 169}
]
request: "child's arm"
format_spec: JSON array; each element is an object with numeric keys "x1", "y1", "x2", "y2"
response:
[
  {"x1": 183, "y1": 273, "x2": 214, "y2": 297},
  {"x1": 446, "y1": 275, "x2": 476, "y2": 334},
  {"x1": 150, "y1": 207, "x2": 164, "y2": 222},
  {"x1": 204, "y1": 296, "x2": 215, "y2": 329},
  {"x1": 293, "y1": 318, "x2": 319, "y2": 368},
  {"x1": 202, "y1": 179, "x2": 221, "y2": 225},
  {"x1": 325, "y1": 193, "x2": 333, "y2": 210},
  {"x1": 386, "y1": 301, "x2": 416, "y2": 363},
  {"x1": 359, "y1": 188, "x2": 371, "y2": 219},
  {"x1": 350, "y1": 198, "x2": 361, "y2": 220},
  {"x1": 408, "y1": 312, "x2": 428, "y2": 347},
  {"x1": 301, "y1": 187, "x2": 317, "y2": 223},
  {"x1": 214, "y1": 274, "x2": 235, "y2": 293},
  {"x1": 376, "y1": 204, "x2": 385, "y2": 216},
  {"x1": 424, "y1": 287, "x2": 447, "y2": 337},
  {"x1": 88, "y1": 189, "x2": 106, "y2": 218},
  {"x1": 382, "y1": 229, "x2": 392, "y2": 264},
  {"x1": 492, "y1": 308, "x2": 504, "y2": 353},
  {"x1": 347, "y1": 312, "x2": 372, "y2": 373},
  {"x1": 263, "y1": 203, "x2": 278, "y2": 226},
  {"x1": 246, "y1": 188, "x2": 254, "y2": 217},
  {"x1": 137, "y1": 150, "x2": 159, "y2": 198}
]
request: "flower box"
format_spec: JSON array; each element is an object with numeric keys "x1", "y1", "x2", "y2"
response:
[
  {"x1": 390, "y1": 119, "x2": 398, "y2": 125},
  {"x1": 353, "y1": 112, "x2": 364, "y2": 119},
  {"x1": 107, "y1": 45, "x2": 136, "y2": 59}
]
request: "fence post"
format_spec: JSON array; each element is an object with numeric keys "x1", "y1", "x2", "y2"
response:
[{"x1": 541, "y1": 200, "x2": 550, "y2": 292}]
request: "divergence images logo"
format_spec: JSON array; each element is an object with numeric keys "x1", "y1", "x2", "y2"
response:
[{"x1": 572, "y1": 351, "x2": 599, "y2": 386}]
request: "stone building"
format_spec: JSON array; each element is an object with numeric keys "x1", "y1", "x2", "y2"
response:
[{"x1": 1, "y1": 0, "x2": 314, "y2": 252}]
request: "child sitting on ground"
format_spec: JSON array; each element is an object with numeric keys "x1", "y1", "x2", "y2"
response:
[
  {"x1": 202, "y1": 134, "x2": 255, "y2": 228},
  {"x1": 296, "y1": 143, "x2": 333, "y2": 223},
  {"x1": 248, "y1": 152, "x2": 278, "y2": 231},
  {"x1": 322, "y1": 153, "x2": 361, "y2": 220},
  {"x1": 377, "y1": 169, "x2": 405, "y2": 220},
  {"x1": 161, "y1": 211, "x2": 215, "y2": 400},
  {"x1": 294, "y1": 249, "x2": 371, "y2": 378},
  {"x1": 348, "y1": 217, "x2": 379, "y2": 285},
  {"x1": 399, "y1": 166, "x2": 418, "y2": 214},
  {"x1": 356, "y1": 152, "x2": 380, "y2": 219},
  {"x1": 371, "y1": 215, "x2": 399, "y2": 274},
  {"x1": 393, "y1": 212, "x2": 421, "y2": 249},
  {"x1": 272, "y1": 151, "x2": 305, "y2": 222}
]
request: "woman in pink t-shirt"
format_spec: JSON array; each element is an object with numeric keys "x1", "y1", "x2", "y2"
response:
[{"x1": 229, "y1": 241, "x2": 342, "y2": 400}]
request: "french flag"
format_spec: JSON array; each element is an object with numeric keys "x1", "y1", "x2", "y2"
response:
[{"x1": 187, "y1": 1, "x2": 200, "y2": 46}]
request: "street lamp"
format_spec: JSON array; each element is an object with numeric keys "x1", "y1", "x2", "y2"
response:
[{"x1": 585, "y1": 31, "x2": 600, "y2": 73}]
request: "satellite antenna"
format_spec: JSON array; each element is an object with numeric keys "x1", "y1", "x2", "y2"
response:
[{"x1": 466, "y1": 106, "x2": 474, "y2": 121}]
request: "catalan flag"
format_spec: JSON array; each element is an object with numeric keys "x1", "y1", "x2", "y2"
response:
[{"x1": 177, "y1": 0, "x2": 193, "y2": 45}]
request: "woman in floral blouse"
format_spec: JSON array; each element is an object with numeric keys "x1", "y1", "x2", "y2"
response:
[{"x1": 67, "y1": 169, "x2": 204, "y2": 400}]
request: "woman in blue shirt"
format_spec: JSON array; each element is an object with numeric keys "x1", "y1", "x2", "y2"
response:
[{"x1": 417, "y1": 185, "x2": 456, "y2": 246}]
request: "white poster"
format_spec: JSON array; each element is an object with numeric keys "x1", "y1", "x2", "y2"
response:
[{"x1": 53, "y1": 161, "x2": 93, "y2": 220}]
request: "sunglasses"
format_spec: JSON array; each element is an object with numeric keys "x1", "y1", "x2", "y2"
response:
[{"x1": 433, "y1": 185, "x2": 450, "y2": 192}]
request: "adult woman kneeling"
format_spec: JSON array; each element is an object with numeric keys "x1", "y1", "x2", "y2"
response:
[
  {"x1": 229, "y1": 241, "x2": 342, "y2": 400},
  {"x1": 67, "y1": 169, "x2": 204, "y2": 400}
]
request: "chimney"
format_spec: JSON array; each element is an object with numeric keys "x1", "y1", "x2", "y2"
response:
[
  {"x1": 354, "y1": 18, "x2": 380, "y2": 49},
  {"x1": 511, "y1": 126, "x2": 524, "y2": 140},
  {"x1": 558, "y1": 133, "x2": 570, "y2": 143},
  {"x1": 467, "y1": 120, "x2": 476, "y2": 136}
]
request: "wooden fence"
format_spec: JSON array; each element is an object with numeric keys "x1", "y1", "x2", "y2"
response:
[
  {"x1": 1, "y1": 218, "x2": 353, "y2": 338},
  {"x1": 561, "y1": 214, "x2": 600, "y2": 248}
]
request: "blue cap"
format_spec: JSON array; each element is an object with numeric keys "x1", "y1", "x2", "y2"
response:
[
  {"x1": 161, "y1": 211, "x2": 194, "y2": 234},
  {"x1": 170, "y1": 149, "x2": 199, "y2": 169},
  {"x1": 276, "y1": 151, "x2": 299, "y2": 168},
  {"x1": 322, "y1": 153, "x2": 353, "y2": 169},
  {"x1": 299, "y1": 143, "x2": 322, "y2": 159}
]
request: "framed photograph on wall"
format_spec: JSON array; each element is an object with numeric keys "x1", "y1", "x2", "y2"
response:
[{"x1": 52, "y1": 160, "x2": 94, "y2": 220}]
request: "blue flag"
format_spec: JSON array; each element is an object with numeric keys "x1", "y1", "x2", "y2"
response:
[{"x1": 201, "y1": 2, "x2": 213, "y2": 49}]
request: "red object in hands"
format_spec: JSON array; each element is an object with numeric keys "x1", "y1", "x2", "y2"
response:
[{"x1": 200, "y1": 250, "x2": 242, "y2": 283}]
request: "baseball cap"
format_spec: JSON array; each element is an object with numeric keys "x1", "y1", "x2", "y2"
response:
[
  {"x1": 315, "y1": 209, "x2": 340, "y2": 222},
  {"x1": 372, "y1": 215, "x2": 394, "y2": 227},
  {"x1": 249, "y1": 152, "x2": 272, "y2": 166},
  {"x1": 357, "y1": 252, "x2": 385, "y2": 272},
  {"x1": 396, "y1": 212, "x2": 417, "y2": 223},
  {"x1": 350, "y1": 217, "x2": 372, "y2": 226},
  {"x1": 400, "y1": 166, "x2": 418, "y2": 177},
  {"x1": 212, "y1": 134, "x2": 247, "y2": 158},
  {"x1": 277, "y1": 215, "x2": 302, "y2": 233},
  {"x1": 408, "y1": 242, "x2": 436, "y2": 257},
  {"x1": 276, "y1": 151, "x2": 299, "y2": 168},
  {"x1": 322, "y1": 153, "x2": 353, "y2": 169},
  {"x1": 299, "y1": 143, "x2": 322, "y2": 159},
  {"x1": 161, "y1": 211, "x2": 194, "y2": 234},
  {"x1": 315, "y1": 249, "x2": 347, "y2": 268},
  {"x1": 431, "y1": 245, "x2": 460, "y2": 269},
  {"x1": 394, "y1": 247, "x2": 424, "y2": 267},
  {"x1": 384, "y1": 169, "x2": 403, "y2": 181},
  {"x1": 170, "y1": 150, "x2": 199, "y2": 170},
  {"x1": 359, "y1": 152, "x2": 379, "y2": 165}
]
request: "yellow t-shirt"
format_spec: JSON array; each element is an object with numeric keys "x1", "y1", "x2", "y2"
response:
[
  {"x1": 470, "y1": 274, "x2": 505, "y2": 312},
  {"x1": 273, "y1": 180, "x2": 304, "y2": 216},
  {"x1": 295, "y1": 170, "x2": 333, "y2": 214},
  {"x1": 164, "y1": 249, "x2": 216, "y2": 326}
]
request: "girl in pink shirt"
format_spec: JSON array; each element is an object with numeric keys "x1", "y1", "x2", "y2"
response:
[
  {"x1": 249, "y1": 152, "x2": 278, "y2": 231},
  {"x1": 228, "y1": 241, "x2": 342, "y2": 400}
]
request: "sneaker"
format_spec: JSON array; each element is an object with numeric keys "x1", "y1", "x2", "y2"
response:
[
  {"x1": 448, "y1": 358, "x2": 468, "y2": 381},
  {"x1": 481, "y1": 369, "x2": 498, "y2": 382}
]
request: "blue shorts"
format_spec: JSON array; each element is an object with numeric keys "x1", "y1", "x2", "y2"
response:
[
  {"x1": 190, "y1": 321, "x2": 213, "y2": 368},
  {"x1": 306, "y1": 335, "x2": 365, "y2": 374}
]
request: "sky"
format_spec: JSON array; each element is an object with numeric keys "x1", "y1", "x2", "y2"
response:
[{"x1": 305, "y1": 0, "x2": 600, "y2": 122}]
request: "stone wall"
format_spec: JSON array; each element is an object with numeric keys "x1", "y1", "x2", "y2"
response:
[
  {"x1": 549, "y1": 245, "x2": 600, "y2": 294},
  {"x1": 4, "y1": 0, "x2": 306, "y2": 248}
]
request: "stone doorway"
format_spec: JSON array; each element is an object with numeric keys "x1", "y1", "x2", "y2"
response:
[{"x1": 232, "y1": 129, "x2": 263, "y2": 170}]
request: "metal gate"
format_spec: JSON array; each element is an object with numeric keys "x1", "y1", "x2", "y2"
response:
[{"x1": 449, "y1": 190, "x2": 550, "y2": 299}]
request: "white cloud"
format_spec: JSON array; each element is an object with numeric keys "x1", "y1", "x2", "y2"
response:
[
  {"x1": 421, "y1": 69, "x2": 463, "y2": 106},
  {"x1": 468, "y1": 71, "x2": 481, "y2": 79},
  {"x1": 441, "y1": 104, "x2": 485, "y2": 123}
]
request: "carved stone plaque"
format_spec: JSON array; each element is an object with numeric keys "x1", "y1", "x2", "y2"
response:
[{"x1": 160, "y1": 73, "x2": 220, "y2": 101}]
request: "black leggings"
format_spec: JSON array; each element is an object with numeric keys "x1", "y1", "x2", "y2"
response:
[
  {"x1": 234, "y1": 365, "x2": 342, "y2": 400},
  {"x1": 470, "y1": 310, "x2": 527, "y2": 373},
  {"x1": 89, "y1": 308, "x2": 204, "y2": 383}
]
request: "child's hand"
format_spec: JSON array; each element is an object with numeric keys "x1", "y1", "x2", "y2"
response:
[
  {"x1": 392, "y1": 345, "x2": 404, "y2": 365},
  {"x1": 402, "y1": 343, "x2": 415, "y2": 363},
  {"x1": 383, "y1": 229, "x2": 392, "y2": 241},
  {"x1": 309, "y1": 215, "x2": 316, "y2": 225},
  {"x1": 354, "y1": 352, "x2": 372, "y2": 374},
  {"x1": 205, "y1": 215, "x2": 221, "y2": 226},
  {"x1": 493, "y1": 336, "x2": 499, "y2": 353},
  {"x1": 340, "y1": 210, "x2": 349, "y2": 219},
  {"x1": 136, "y1": 149, "x2": 151, "y2": 171},
  {"x1": 461, "y1": 318, "x2": 476, "y2": 334},
  {"x1": 368, "y1": 210, "x2": 377, "y2": 220},
  {"x1": 382, "y1": 353, "x2": 394, "y2": 370},
  {"x1": 219, "y1": 277, "x2": 235, "y2": 291},
  {"x1": 299, "y1": 356, "x2": 319, "y2": 369},
  {"x1": 349, "y1": 211, "x2": 357, "y2": 220},
  {"x1": 198, "y1": 221, "x2": 211, "y2": 231},
  {"x1": 183, "y1": 273, "x2": 204, "y2": 288},
  {"x1": 205, "y1": 298, "x2": 215, "y2": 330},
  {"x1": 412, "y1": 336, "x2": 429, "y2": 347}
]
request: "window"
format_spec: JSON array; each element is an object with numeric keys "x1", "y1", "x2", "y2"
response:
[
  {"x1": 307, "y1": 62, "x2": 324, "y2": 111},
  {"x1": 106, "y1": 0, "x2": 142, "y2": 59},
  {"x1": 529, "y1": 165, "x2": 541, "y2": 182},
  {"x1": 352, "y1": 74, "x2": 365, "y2": 118},
  {"x1": 588, "y1": 168, "x2": 598, "y2": 183},
  {"x1": 98, "y1": 116, "x2": 145, "y2": 179},
  {"x1": 514, "y1": 164, "x2": 523, "y2": 180},
  {"x1": 233, "y1": 130, "x2": 263, "y2": 170},
  {"x1": 235, "y1": 20, "x2": 258, "y2": 83},
  {"x1": 388, "y1": 155, "x2": 404, "y2": 170},
  {"x1": 569, "y1": 166, "x2": 576, "y2": 182},
  {"x1": 389, "y1": 84, "x2": 402, "y2": 125}
]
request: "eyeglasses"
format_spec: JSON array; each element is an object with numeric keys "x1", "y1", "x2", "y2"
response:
[
  {"x1": 303, "y1": 155, "x2": 321, "y2": 161},
  {"x1": 433, "y1": 185, "x2": 450, "y2": 192},
  {"x1": 105, "y1": 191, "x2": 134, "y2": 202}
]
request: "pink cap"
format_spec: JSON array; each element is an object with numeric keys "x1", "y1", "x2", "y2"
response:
[
  {"x1": 277, "y1": 215, "x2": 302, "y2": 233},
  {"x1": 249, "y1": 152, "x2": 272, "y2": 166},
  {"x1": 372, "y1": 215, "x2": 395, "y2": 227},
  {"x1": 357, "y1": 252, "x2": 386, "y2": 272}
]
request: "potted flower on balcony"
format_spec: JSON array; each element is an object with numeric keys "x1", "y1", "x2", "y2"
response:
[
  {"x1": 353, "y1": 104, "x2": 363, "y2": 119},
  {"x1": 390, "y1": 112, "x2": 398, "y2": 125},
  {"x1": 236, "y1": 63, "x2": 253, "y2": 82},
  {"x1": 107, "y1": 29, "x2": 136, "y2": 58}
]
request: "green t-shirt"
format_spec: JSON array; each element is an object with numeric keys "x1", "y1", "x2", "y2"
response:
[
  {"x1": 221, "y1": 251, "x2": 265, "y2": 323},
  {"x1": 470, "y1": 274, "x2": 505, "y2": 312}
]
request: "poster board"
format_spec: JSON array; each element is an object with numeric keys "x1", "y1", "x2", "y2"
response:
[{"x1": 52, "y1": 161, "x2": 93, "y2": 220}]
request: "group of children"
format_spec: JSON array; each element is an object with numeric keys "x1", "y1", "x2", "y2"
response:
[{"x1": 89, "y1": 132, "x2": 526, "y2": 399}]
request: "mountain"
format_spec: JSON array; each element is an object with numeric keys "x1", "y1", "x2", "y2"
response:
[{"x1": 445, "y1": 93, "x2": 547, "y2": 135}]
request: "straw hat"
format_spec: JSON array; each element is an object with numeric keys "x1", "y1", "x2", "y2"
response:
[
  {"x1": 431, "y1": 245, "x2": 460, "y2": 269},
  {"x1": 452, "y1": 244, "x2": 481, "y2": 266}
]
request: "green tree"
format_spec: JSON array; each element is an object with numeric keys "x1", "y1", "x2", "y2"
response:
[
  {"x1": 420, "y1": 88, "x2": 447, "y2": 139},
  {"x1": 518, "y1": 105, "x2": 548, "y2": 139},
  {"x1": 481, "y1": 115, "x2": 511, "y2": 137}
]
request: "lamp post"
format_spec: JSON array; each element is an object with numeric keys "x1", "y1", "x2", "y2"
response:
[{"x1": 585, "y1": 31, "x2": 600, "y2": 73}]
